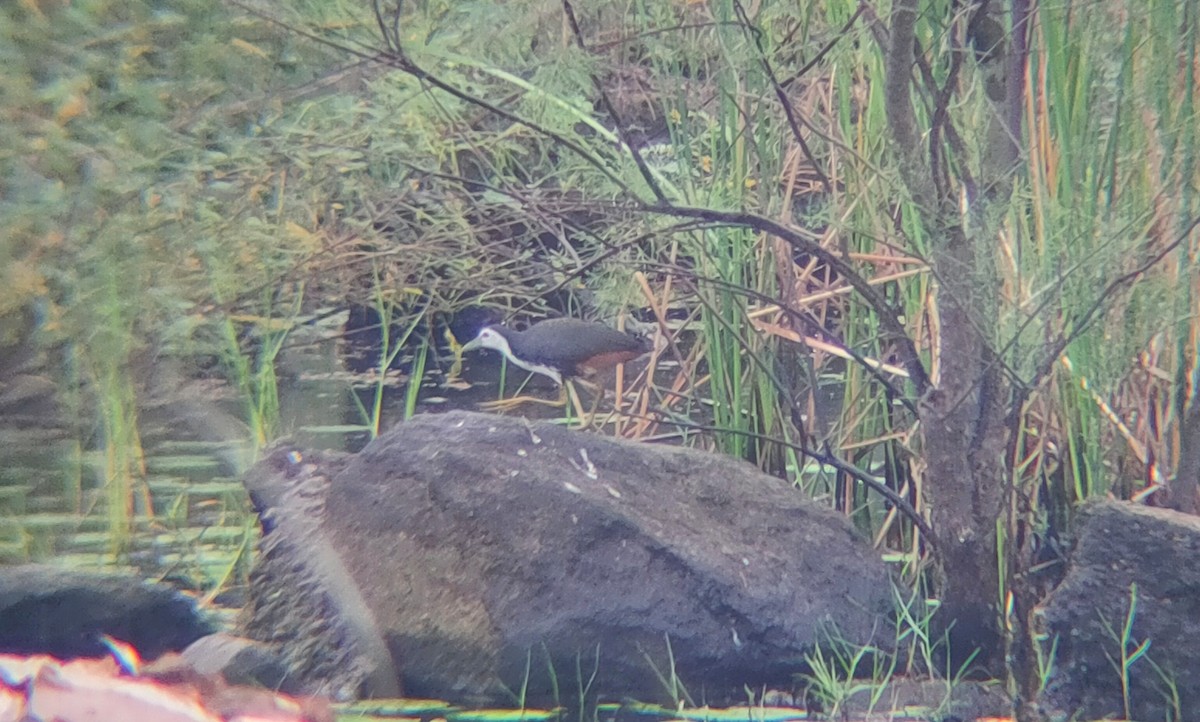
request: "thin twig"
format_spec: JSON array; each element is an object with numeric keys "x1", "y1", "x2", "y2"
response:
[
  {"x1": 621, "y1": 412, "x2": 935, "y2": 545},
  {"x1": 1028, "y1": 215, "x2": 1200, "y2": 391},
  {"x1": 643, "y1": 203, "x2": 932, "y2": 394},
  {"x1": 560, "y1": 0, "x2": 669, "y2": 204},
  {"x1": 731, "y1": 0, "x2": 832, "y2": 195},
  {"x1": 780, "y1": 2, "x2": 868, "y2": 90},
  {"x1": 226, "y1": 0, "x2": 642, "y2": 201}
]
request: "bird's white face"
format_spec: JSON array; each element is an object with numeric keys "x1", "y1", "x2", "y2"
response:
[{"x1": 462, "y1": 327, "x2": 512, "y2": 356}]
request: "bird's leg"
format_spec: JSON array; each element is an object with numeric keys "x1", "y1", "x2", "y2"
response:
[
  {"x1": 581, "y1": 382, "x2": 606, "y2": 429},
  {"x1": 564, "y1": 380, "x2": 593, "y2": 427},
  {"x1": 558, "y1": 378, "x2": 607, "y2": 428}
]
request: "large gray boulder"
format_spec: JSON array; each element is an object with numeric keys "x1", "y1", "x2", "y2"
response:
[
  {"x1": 1036, "y1": 500, "x2": 1200, "y2": 720},
  {"x1": 242, "y1": 411, "x2": 894, "y2": 705}
]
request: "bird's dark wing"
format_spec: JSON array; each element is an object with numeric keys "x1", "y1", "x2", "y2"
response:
[{"x1": 520, "y1": 319, "x2": 649, "y2": 376}]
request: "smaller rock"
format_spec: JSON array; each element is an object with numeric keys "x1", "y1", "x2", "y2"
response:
[
  {"x1": 182, "y1": 633, "x2": 295, "y2": 694},
  {"x1": 1036, "y1": 500, "x2": 1200, "y2": 719},
  {"x1": 0, "y1": 565, "x2": 212, "y2": 660}
]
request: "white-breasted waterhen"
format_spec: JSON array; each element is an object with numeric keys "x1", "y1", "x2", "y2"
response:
[{"x1": 459, "y1": 317, "x2": 652, "y2": 416}]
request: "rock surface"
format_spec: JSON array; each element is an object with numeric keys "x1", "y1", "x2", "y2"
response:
[
  {"x1": 0, "y1": 565, "x2": 212, "y2": 660},
  {"x1": 181, "y1": 633, "x2": 295, "y2": 694},
  {"x1": 1036, "y1": 500, "x2": 1200, "y2": 720},
  {"x1": 241, "y1": 447, "x2": 401, "y2": 701},
  {"x1": 242, "y1": 411, "x2": 894, "y2": 705}
]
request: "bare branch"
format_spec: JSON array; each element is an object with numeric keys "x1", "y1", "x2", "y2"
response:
[
  {"x1": 731, "y1": 0, "x2": 833, "y2": 196},
  {"x1": 884, "y1": 0, "x2": 921, "y2": 171},
  {"x1": 561, "y1": 0, "x2": 669, "y2": 204},
  {"x1": 780, "y1": 3, "x2": 868, "y2": 90}
]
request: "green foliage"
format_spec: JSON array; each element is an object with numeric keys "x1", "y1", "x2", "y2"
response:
[
  {"x1": 2, "y1": 0, "x2": 319, "y2": 551},
  {"x1": 348, "y1": 279, "x2": 430, "y2": 438},
  {"x1": 639, "y1": 635, "x2": 693, "y2": 709},
  {"x1": 799, "y1": 631, "x2": 893, "y2": 718},
  {"x1": 1098, "y1": 583, "x2": 1154, "y2": 721}
]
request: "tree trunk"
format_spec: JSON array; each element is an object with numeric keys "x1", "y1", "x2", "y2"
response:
[
  {"x1": 1170, "y1": 397, "x2": 1200, "y2": 514},
  {"x1": 884, "y1": 0, "x2": 1024, "y2": 668},
  {"x1": 920, "y1": 224, "x2": 1009, "y2": 663}
]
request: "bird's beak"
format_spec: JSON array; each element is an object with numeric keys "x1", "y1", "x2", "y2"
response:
[{"x1": 459, "y1": 337, "x2": 483, "y2": 353}]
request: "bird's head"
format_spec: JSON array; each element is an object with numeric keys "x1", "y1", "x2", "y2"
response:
[{"x1": 460, "y1": 325, "x2": 512, "y2": 357}]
